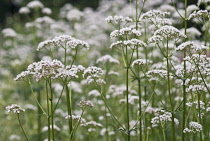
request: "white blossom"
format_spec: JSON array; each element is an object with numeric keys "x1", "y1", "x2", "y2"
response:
[
  {"x1": 19, "y1": 7, "x2": 30, "y2": 14},
  {"x1": 27, "y1": 1, "x2": 44, "y2": 9},
  {"x1": 183, "y1": 121, "x2": 202, "y2": 133},
  {"x1": 105, "y1": 15, "x2": 132, "y2": 24},
  {"x1": 81, "y1": 121, "x2": 102, "y2": 127},
  {"x1": 6, "y1": 104, "x2": 25, "y2": 114}
]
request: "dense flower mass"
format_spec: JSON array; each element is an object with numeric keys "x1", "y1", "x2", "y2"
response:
[
  {"x1": 188, "y1": 10, "x2": 209, "y2": 20},
  {"x1": 77, "y1": 100, "x2": 94, "y2": 108},
  {"x1": 26, "y1": 1, "x2": 44, "y2": 9},
  {"x1": 105, "y1": 15, "x2": 133, "y2": 24},
  {"x1": 151, "y1": 109, "x2": 179, "y2": 127},
  {"x1": 81, "y1": 121, "x2": 103, "y2": 127},
  {"x1": 176, "y1": 41, "x2": 208, "y2": 52},
  {"x1": 96, "y1": 55, "x2": 119, "y2": 64},
  {"x1": 15, "y1": 60, "x2": 64, "y2": 81},
  {"x1": 37, "y1": 35, "x2": 89, "y2": 51},
  {"x1": 1, "y1": 28, "x2": 17, "y2": 38},
  {"x1": 183, "y1": 122, "x2": 202, "y2": 133},
  {"x1": 83, "y1": 66, "x2": 106, "y2": 85},
  {"x1": 3, "y1": 0, "x2": 210, "y2": 140},
  {"x1": 110, "y1": 39, "x2": 146, "y2": 49},
  {"x1": 6, "y1": 104, "x2": 25, "y2": 114},
  {"x1": 110, "y1": 28, "x2": 141, "y2": 39},
  {"x1": 131, "y1": 59, "x2": 152, "y2": 67},
  {"x1": 149, "y1": 25, "x2": 187, "y2": 42}
]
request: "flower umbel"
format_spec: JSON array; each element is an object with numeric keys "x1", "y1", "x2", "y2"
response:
[{"x1": 6, "y1": 104, "x2": 25, "y2": 114}]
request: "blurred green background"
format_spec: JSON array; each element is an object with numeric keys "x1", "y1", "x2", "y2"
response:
[
  {"x1": 0, "y1": 0, "x2": 100, "y2": 28},
  {"x1": 0, "y1": 0, "x2": 199, "y2": 29}
]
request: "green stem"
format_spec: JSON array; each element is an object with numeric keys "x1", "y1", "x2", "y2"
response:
[
  {"x1": 37, "y1": 90, "x2": 42, "y2": 141},
  {"x1": 125, "y1": 43, "x2": 130, "y2": 141},
  {"x1": 46, "y1": 81, "x2": 51, "y2": 141},
  {"x1": 70, "y1": 109, "x2": 85, "y2": 141},
  {"x1": 64, "y1": 48, "x2": 67, "y2": 66},
  {"x1": 161, "y1": 124, "x2": 166, "y2": 141},
  {"x1": 166, "y1": 39, "x2": 175, "y2": 141},
  {"x1": 197, "y1": 93, "x2": 203, "y2": 141},
  {"x1": 28, "y1": 79, "x2": 46, "y2": 115},
  {"x1": 126, "y1": 67, "x2": 130, "y2": 140},
  {"x1": 65, "y1": 82, "x2": 73, "y2": 135},
  {"x1": 98, "y1": 89, "x2": 125, "y2": 130},
  {"x1": 138, "y1": 80, "x2": 142, "y2": 141},
  {"x1": 70, "y1": 49, "x2": 78, "y2": 68},
  {"x1": 182, "y1": 0, "x2": 187, "y2": 140},
  {"x1": 49, "y1": 80, "x2": 55, "y2": 141},
  {"x1": 17, "y1": 114, "x2": 29, "y2": 141}
]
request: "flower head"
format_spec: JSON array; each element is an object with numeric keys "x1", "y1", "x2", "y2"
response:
[
  {"x1": 77, "y1": 100, "x2": 94, "y2": 108},
  {"x1": 6, "y1": 104, "x2": 25, "y2": 114},
  {"x1": 183, "y1": 121, "x2": 202, "y2": 133}
]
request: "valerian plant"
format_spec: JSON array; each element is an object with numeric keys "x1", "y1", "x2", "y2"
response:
[{"x1": 2, "y1": 0, "x2": 210, "y2": 141}]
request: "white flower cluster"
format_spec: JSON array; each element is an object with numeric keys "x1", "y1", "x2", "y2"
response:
[
  {"x1": 88, "y1": 90, "x2": 101, "y2": 97},
  {"x1": 42, "y1": 7, "x2": 52, "y2": 15},
  {"x1": 151, "y1": 109, "x2": 179, "y2": 127},
  {"x1": 186, "y1": 5, "x2": 198, "y2": 16},
  {"x1": 159, "y1": 4, "x2": 176, "y2": 13},
  {"x1": 14, "y1": 60, "x2": 61, "y2": 81},
  {"x1": 83, "y1": 66, "x2": 106, "y2": 85},
  {"x1": 81, "y1": 121, "x2": 103, "y2": 127},
  {"x1": 188, "y1": 10, "x2": 209, "y2": 20},
  {"x1": 9, "y1": 135, "x2": 21, "y2": 141},
  {"x1": 1, "y1": 28, "x2": 17, "y2": 38},
  {"x1": 148, "y1": 26, "x2": 186, "y2": 43},
  {"x1": 77, "y1": 100, "x2": 94, "y2": 108},
  {"x1": 186, "y1": 84, "x2": 207, "y2": 93},
  {"x1": 131, "y1": 59, "x2": 152, "y2": 67},
  {"x1": 37, "y1": 35, "x2": 89, "y2": 51},
  {"x1": 26, "y1": 1, "x2": 44, "y2": 9},
  {"x1": 19, "y1": 7, "x2": 30, "y2": 14},
  {"x1": 65, "y1": 115, "x2": 86, "y2": 123},
  {"x1": 15, "y1": 60, "x2": 85, "y2": 82},
  {"x1": 110, "y1": 39, "x2": 146, "y2": 49},
  {"x1": 110, "y1": 28, "x2": 141, "y2": 39},
  {"x1": 140, "y1": 10, "x2": 171, "y2": 26},
  {"x1": 42, "y1": 124, "x2": 60, "y2": 132},
  {"x1": 35, "y1": 16, "x2": 55, "y2": 25},
  {"x1": 108, "y1": 85, "x2": 126, "y2": 96},
  {"x1": 184, "y1": 54, "x2": 210, "y2": 75},
  {"x1": 53, "y1": 65, "x2": 85, "y2": 80},
  {"x1": 146, "y1": 69, "x2": 171, "y2": 80},
  {"x1": 186, "y1": 100, "x2": 205, "y2": 110},
  {"x1": 197, "y1": 0, "x2": 210, "y2": 4},
  {"x1": 176, "y1": 41, "x2": 208, "y2": 52},
  {"x1": 66, "y1": 9, "x2": 84, "y2": 21},
  {"x1": 6, "y1": 104, "x2": 25, "y2": 114},
  {"x1": 183, "y1": 121, "x2": 202, "y2": 133},
  {"x1": 181, "y1": 27, "x2": 201, "y2": 39},
  {"x1": 96, "y1": 55, "x2": 119, "y2": 64},
  {"x1": 14, "y1": 71, "x2": 30, "y2": 81},
  {"x1": 140, "y1": 10, "x2": 170, "y2": 20},
  {"x1": 105, "y1": 15, "x2": 133, "y2": 24}
]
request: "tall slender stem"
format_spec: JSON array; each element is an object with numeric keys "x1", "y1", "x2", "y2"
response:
[
  {"x1": 37, "y1": 90, "x2": 42, "y2": 141},
  {"x1": 166, "y1": 39, "x2": 175, "y2": 141},
  {"x1": 182, "y1": 0, "x2": 187, "y2": 140},
  {"x1": 126, "y1": 66, "x2": 130, "y2": 141},
  {"x1": 125, "y1": 43, "x2": 130, "y2": 141},
  {"x1": 46, "y1": 81, "x2": 51, "y2": 141},
  {"x1": 65, "y1": 82, "x2": 73, "y2": 135},
  {"x1": 49, "y1": 80, "x2": 55, "y2": 141},
  {"x1": 138, "y1": 79, "x2": 142, "y2": 141},
  {"x1": 197, "y1": 93, "x2": 203, "y2": 141},
  {"x1": 17, "y1": 114, "x2": 29, "y2": 141}
]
